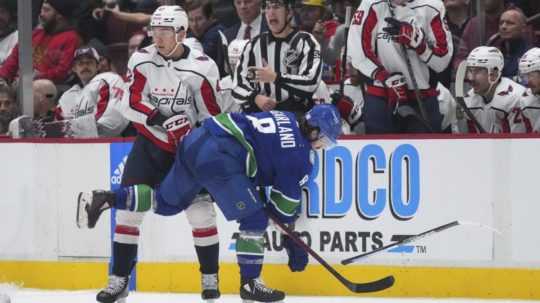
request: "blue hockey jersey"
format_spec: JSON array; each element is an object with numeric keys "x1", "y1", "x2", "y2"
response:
[{"x1": 203, "y1": 111, "x2": 313, "y2": 219}]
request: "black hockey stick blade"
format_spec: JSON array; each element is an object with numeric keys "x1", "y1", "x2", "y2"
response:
[
  {"x1": 341, "y1": 220, "x2": 460, "y2": 265},
  {"x1": 265, "y1": 210, "x2": 395, "y2": 293}
]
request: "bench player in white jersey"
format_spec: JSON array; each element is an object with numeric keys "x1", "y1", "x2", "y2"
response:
[
  {"x1": 77, "y1": 6, "x2": 223, "y2": 303},
  {"x1": 348, "y1": 0, "x2": 453, "y2": 133},
  {"x1": 8, "y1": 47, "x2": 129, "y2": 139},
  {"x1": 464, "y1": 46, "x2": 526, "y2": 133},
  {"x1": 517, "y1": 47, "x2": 540, "y2": 132},
  {"x1": 57, "y1": 47, "x2": 129, "y2": 137},
  {"x1": 218, "y1": 39, "x2": 248, "y2": 113}
]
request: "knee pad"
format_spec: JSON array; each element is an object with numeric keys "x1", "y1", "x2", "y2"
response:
[
  {"x1": 115, "y1": 209, "x2": 146, "y2": 226},
  {"x1": 114, "y1": 209, "x2": 146, "y2": 245},
  {"x1": 185, "y1": 196, "x2": 217, "y2": 229},
  {"x1": 186, "y1": 196, "x2": 218, "y2": 246}
]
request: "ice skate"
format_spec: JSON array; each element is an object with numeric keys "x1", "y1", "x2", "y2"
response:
[
  {"x1": 240, "y1": 278, "x2": 285, "y2": 303},
  {"x1": 96, "y1": 275, "x2": 129, "y2": 303},
  {"x1": 76, "y1": 190, "x2": 115, "y2": 228},
  {"x1": 201, "y1": 273, "x2": 220, "y2": 302}
]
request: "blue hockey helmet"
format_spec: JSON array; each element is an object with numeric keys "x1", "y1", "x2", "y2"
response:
[{"x1": 305, "y1": 104, "x2": 342, "y2": 147}]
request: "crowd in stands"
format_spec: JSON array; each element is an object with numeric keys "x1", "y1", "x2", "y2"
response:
[{"x1": 1, "y1": 0, "x2": 540, "y2": 137}]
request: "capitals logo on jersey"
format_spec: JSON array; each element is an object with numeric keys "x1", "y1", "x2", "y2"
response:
[{"x1": 149, "y1": 84, "x2": 194, "y2": 115}]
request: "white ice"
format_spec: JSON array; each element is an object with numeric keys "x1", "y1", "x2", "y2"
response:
[{"x1": 0, "y1": 285, "x2": 537, "y2": 303}]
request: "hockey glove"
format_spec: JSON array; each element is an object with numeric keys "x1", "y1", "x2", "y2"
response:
[
  {"x1": 383, "y1": 17, "x2": 426, "y2": 52},
  {"x1": 384, "y1": 72, "x2": 409, "y2": 106},
  {"x1": 331, "y1": 92, "x2": 362, "y2": 128},
  {"x1": 283, "y1": 233, "x2": 308, "y2": 272},
  {"x1": 162, "y1": 114, "x2": 192, "y2": 148}
]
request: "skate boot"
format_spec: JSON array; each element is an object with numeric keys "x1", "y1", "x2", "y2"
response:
[
  {"x1": 96, "y1": 275, "x2": 129, "y2": 303},
  {"x1": 240, "y1": 278, "x2": 285, "y2": 302},
  {"x1": 201, "y1": 273, "x2": 220, "y2": 302},
  {"x1": 76, "y1": 190, "x2": 116, "y2": 228}
]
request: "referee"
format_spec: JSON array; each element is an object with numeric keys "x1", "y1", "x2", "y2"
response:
[{"x1": 232, "y1": 0, "x2": 323, "y2": 115}]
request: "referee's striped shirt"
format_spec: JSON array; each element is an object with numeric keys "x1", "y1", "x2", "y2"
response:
[{"x1": 232, "y1": 29, "x2": 322, "y2": 113}]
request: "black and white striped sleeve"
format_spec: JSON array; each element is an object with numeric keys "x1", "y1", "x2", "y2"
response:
[
  {"x1": 275, "y1": 34, "x2": 322, "y2": 96},
  {"x1": 232, "y1": 38, "x2": 258, "y2": 107}
]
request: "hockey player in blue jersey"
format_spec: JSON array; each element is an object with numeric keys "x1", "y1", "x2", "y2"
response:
[{"x1": 78, "y1": 104, "x2": 342, "y2": 302}]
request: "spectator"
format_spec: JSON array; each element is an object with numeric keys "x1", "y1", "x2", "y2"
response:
[
  {"x1": 453, "y1": 0, "x2": 505, "y2": 70},
  {"x1": 217, "y1": 0, "x2": 267, "y2": 76},
  {"x1": 492, "y1": 8, "x2": 531, "y2": 79},
  {"x1": 128, "y1": 31, "x2": 146, "y2": 59},
  {"x1": 186, "y1": 0, "x2": 225, "y2": 64},
  {"x1": 224, "y1": 0, "x2": 267, "y2": 42},
  {"x1": 440, "y1": 0, "x2": 471, "y2": 86},
  {"x1": 0, "y1": 0, "x2": 17, "y2": 65},
  {"x1": 444, "y1": 0, "x2": 471, "y2": 39},
  {"x1": 0, "y1": 0, "x2": 81, "y2": 85},
  {"x1": 0, "y1": 82, "x2": 17, "y2": 134},
  {"x1": 33, "y1": 79, "x2": 58, "y2": 122}
]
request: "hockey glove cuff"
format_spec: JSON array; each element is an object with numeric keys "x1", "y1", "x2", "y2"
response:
[
  {"x1": 331, "y1": 92, "x2": 362, "y2": 127},
  {"x1": 283, "y1": 233, "x2": 308, "y2": 272},
  {"x1": 384, "y1": 73, "x2": 409, "y2": 106},
  {"x1": 162, "y1": 114, "x2": 192, "y2": 148}
]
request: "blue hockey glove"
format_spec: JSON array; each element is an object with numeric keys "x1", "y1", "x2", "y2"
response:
[{"x1": 283, "y1": 234, "x2": 308, "y2": 272}]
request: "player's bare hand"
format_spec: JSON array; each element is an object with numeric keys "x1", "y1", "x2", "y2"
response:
[
  {"x1": 249, "y1": 60, "x2": 277, "y2": 83},
  {"x1": 255, "y1": 95, "x2": 277, "y2": 111}
]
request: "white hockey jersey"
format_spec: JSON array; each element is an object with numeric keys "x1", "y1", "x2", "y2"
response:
[
  {"x1": 348, "y1": 0, "x2": 453, "y2": 90},
  {"x1": 436, "y1": 82, "x2": 458, "y2": 132},
  {"x1": 464, "y1": 77, "x2": 526, "y2": 133},
  {"x1": 120, "y1": 44, "x2": 222, "y2": 153},
  {"x1": 57, "y1": 72, "x2": 129, "y2": 136},
  {"x1": 518, "y1": 89, "x2": 540, "y2": 132},
  {"x1": 218, "y1": 75, "x2": 241, "y2": 113}
]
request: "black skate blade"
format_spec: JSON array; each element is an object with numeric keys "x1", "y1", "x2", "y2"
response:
[{"x1": 76, "y1": 192, "x2": 90, "y2": 229}]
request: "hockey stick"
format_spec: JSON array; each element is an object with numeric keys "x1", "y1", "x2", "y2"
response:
[
  {"x1": 266, "y1": 210, "x2": 395, "y2": 293},
  {"x1": 341, "y1": 220, "x2": 460, "y2": 265},
  {"x1": 218, "y1": 30, "x2": 233, "y2": 75},
  {"x1": 387, "y1": 0, "x2": 433, "y2": 132},
  {"x1": 339, "y1": 6, "x2": 353, "y2": 95},
  {"x1": 454, "y1": 60, "x2": 486, "y2": 133}
]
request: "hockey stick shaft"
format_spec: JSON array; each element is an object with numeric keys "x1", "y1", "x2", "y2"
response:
[
  {"x1": 454, "y1": 60, "x2": 486, "y2": 133},
  {"x1": 341, "y1": 220, "x2": 460, "y2": 265},
  {"x1": 339, "y1": 6, "x2": 353, "y2": 95},
  {"x1": 266, "y1": 210, "x2": 395, "y2": 293},
  {"x1": 387, "y1": 0, "x2": 433, "y2": 132}
]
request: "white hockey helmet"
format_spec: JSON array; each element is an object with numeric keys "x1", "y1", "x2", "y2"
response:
[
  {"x1": 228, "y1": 39, "x2": 249, "y2": 68},
  {"x1": 466, "y1": 46, "x2": 504, "y2": 77},
  {"x1": 519, "y1": 47, "x2": 540, "y2": 75},
  {"x1": 150, "y1": 5, "x2": 188, "y2": 33}
]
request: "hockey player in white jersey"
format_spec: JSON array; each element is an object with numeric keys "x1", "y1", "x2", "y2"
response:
[
  {"x1": 77, "y1": 6, "x2": 222, "y2": 303},
  {"x1": 58, "y1": 46, "x2": 128, "y2": 136},
  {"x1": 517, "y1": 47, "x2": 540, "y2": 132},
  {"x1": 348, "y1": 0, "x2": 453, "y2": 133},
  {"x1": 218, "y1": 39, "x2": 248, "y2": 113},
  {"x1": 331, "y1": 62, "x2": 364, "y2": 134},
  {"x1": 436, "y1": 82, "x2": 458, "y2": 133},
  {"x1": 464, "y1": 46, "x2": 526, "y2": 133},
  {"x1": 9, "y1": 47, "x2": 129, "y2": 139}
]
